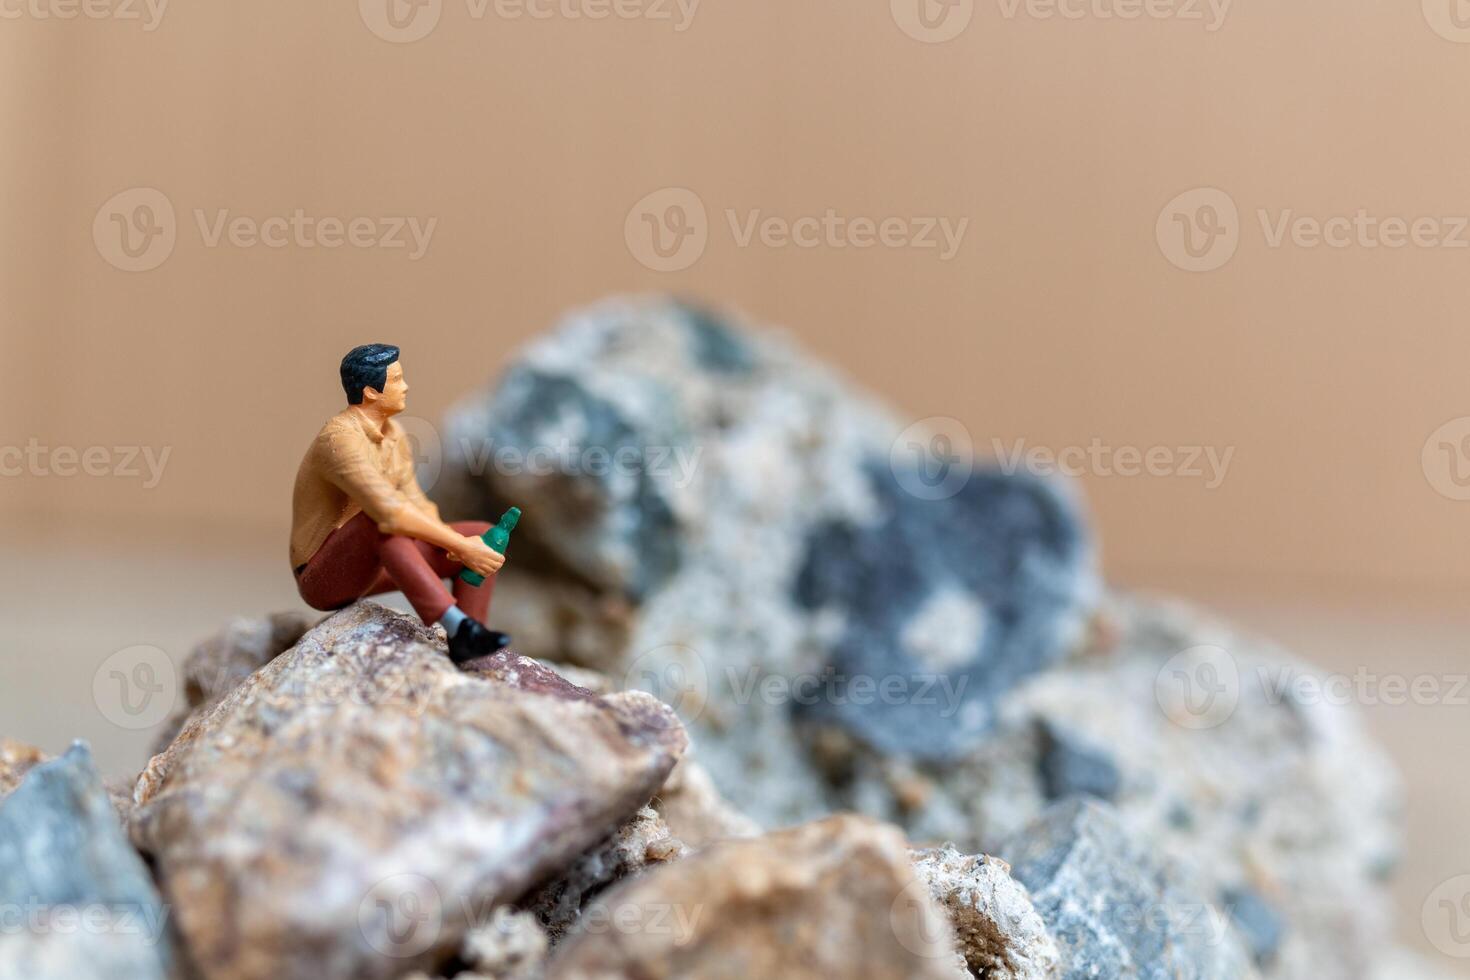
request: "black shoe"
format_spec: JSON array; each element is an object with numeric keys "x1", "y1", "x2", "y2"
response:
[{"x1": 446, "y1": 618, "x2": 512, "y2": 664}]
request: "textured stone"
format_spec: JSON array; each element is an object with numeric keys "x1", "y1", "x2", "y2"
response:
[
  {"x1": 154, "y1": 610, "x2": 318, "y2": 752},
  {"x1": 1000, "y1": 799, "x2": 1256, "y2": 979},
  {"x1": 910, "y1": 845, "x2": 1059, "y2": 979},
  {"x1": 651, "y1": 756, "x2": 759, "y2": 849},
  {"x1": 547, "y1": 814, "x2": 965, "y2": 980},
  {"x1": 525, "y1": 805, "x2": 687, "y2": 946},
  {"x1": 130, "y1": 602, "x2": 686, "y2": 980},
  {"x1": 0, "y1": 742, "x2": 176, "y2": 980},
  {"x1": 1223, "y1": 886, "x2": 1285, "y2": 968},
  {"x1": 435, "y1": 296, "x2": 1099, "y2": 824},
  {"x1": 0, "y1": 738, "x2": 48, "y2": 800},
  {"x1": 1035, "y1": 720, "x2": 1120, "y2": 802},
  {"x1": 833, "y1": 593, "x2": 1399, "y2": 980},
  {"x1": 461, "y1": 907, "x2": 549, "y2": 980}
]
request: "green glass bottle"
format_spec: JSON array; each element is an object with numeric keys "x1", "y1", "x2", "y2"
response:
[{"x1": 459, "y1": 507, "x2": 520, "y2": 587}]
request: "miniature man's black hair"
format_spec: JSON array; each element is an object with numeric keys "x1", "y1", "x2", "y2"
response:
[{"x1": 340, "y1": 344, "x2": 401, "y2": 404}]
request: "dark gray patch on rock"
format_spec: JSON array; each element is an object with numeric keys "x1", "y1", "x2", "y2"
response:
[
  {"x1": 676, "y1": 300, "x2": 756, "y2": 374},
  {"x1": 794, "y1": 463, "x2": 1095, "y2": 760},
  {"x1": 1036, "y1": 720, "x2": 1121, "y2": 802},
  {"x1": 479, "y1": 366, "x2": 682, "y2": 599},
  {"x1": 1224, "y1": 886, "x2": 1285, "y2": 967}
]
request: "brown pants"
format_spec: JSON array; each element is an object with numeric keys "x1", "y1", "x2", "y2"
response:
[{"x1": 295, "y1": 511, "x2": 494, "y2": 625}]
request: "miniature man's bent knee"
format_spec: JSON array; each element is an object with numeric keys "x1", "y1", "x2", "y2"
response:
[{"x1": 289, "y1": 343, "x2": 510, "y2": 664}]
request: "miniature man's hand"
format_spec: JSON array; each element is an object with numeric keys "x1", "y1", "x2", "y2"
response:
[{"x1": 452, "y1": 535, "x2": 505, "y2": 578}]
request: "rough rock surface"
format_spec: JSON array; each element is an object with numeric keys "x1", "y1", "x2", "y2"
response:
[
  {"x1": 1001, "y1": 799, "x2": 1257, "y2": 979},
  {"x1": 433, "y1": 298, "x2": 1397, "y2": 980},
  {"x1": 0, "y1": 742, "x2": 177, "y2": 980},
  {"x1": 130, "y1": 603, "x2": 687, "y2": 980},
  {"x1": 435, "y1": 296, "x2": 1099, "y2": 822},
  {"x1": 461, "y1": 907, "x2": 550, "y2": 980},
  {"x1": 911, "y1": 845, "x2": 1059, "y2": 979},
  {"x1": 547, "y1": 814, "x2": 965, "y2": 979},
  {"x1": 0, "y1": 737, "x2": 48, "y2": 799},
  {"x1": 524, "y1": 805, "x2": 687, "y2": 946},
  {"x1": 154, "y1": 610, "x2": 318, "y2": 752},
  {"x1": 845, "y1": 594, "x2": 1399, "y2": 980},
  {"x1": 651, "y1": 756, "x2": 759, "y2": 848}
]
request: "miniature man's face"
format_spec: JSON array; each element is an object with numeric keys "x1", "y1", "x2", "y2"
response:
[{"x1": 365, "y1": 360, "x2": 408, "y2": 415}]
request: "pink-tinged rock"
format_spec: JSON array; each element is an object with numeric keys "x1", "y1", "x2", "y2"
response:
[
  {"x1": 131, "y1": 602, "x2": 686, "y2": 980},
  {"x1": 548, "y1": 814, "x2": 966, "y2": 980}
]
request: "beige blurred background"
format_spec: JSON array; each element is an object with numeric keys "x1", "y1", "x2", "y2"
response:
[{"x1": 2, "y1": 0, "x2": 1468, "y2": 970}]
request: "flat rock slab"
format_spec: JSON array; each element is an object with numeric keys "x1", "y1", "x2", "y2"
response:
[
  {"x1": 131, "y1": 603, "x2": 686, "y2": 980},
  {"x1": 0, "y1": 742, "x2": 176, "y2": 980},
  {"x1": 548, "y1": 814, "x2": 965, "y2": 980}
]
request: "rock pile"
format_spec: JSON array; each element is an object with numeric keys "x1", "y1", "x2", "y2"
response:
[
  {"x1": 0, "y1": 297, "x2": 1425, "y2": 980},
  {"x1": 434, "y1": 297, "x2": 1402, "y2": 979}
]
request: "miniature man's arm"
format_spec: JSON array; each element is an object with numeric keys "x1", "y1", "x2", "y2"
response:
[{"x1": 324, "y1": 433, "x2": 503, "y2": 577}]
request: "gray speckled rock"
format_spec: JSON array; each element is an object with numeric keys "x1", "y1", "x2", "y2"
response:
[
  {"x1": 547, "y1": 814, "x2": 966, "y2": 980},
  {"x1": 1035, "y1": 720, "x2": 1120, "y2": 803},
  {"x1": 435, "y1": 296, "x2": 1099, "y2": 823},
  {"x1": 435, "y1": 298, "x2": 1397, "y2": 980},
  {"x1": 130, "y1": 602, "x2": 686, "y2": 980},
  {"x1": 0, "y1": 742, "x2": 176, "y2": 980},
  {"x1": 910, "y1": 845, "x2": 1060, "y2": 979},
  {"x1": 1001, "y1": 799, "x2": 1256, "y2": 980},
  {"x1": 849, "y1": 594, "x2": 1398, "y2": 980}
]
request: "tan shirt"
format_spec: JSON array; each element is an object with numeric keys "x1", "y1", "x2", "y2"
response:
[{"x1": 289, "y1": 407, "x2": 439, "y2": 569}]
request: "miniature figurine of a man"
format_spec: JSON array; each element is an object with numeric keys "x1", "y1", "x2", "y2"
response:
[{"x1": 290, "y1": 344, "x2": 510, "y2": 663}]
